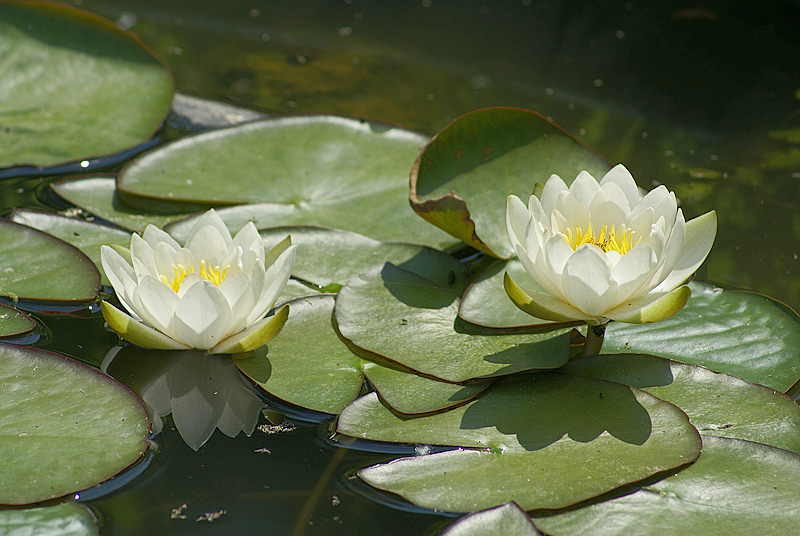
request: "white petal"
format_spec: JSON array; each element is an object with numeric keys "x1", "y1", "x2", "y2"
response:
[
  {"x1": 599, "y1": 165, "x2": 641, "y2": 207},
  {"x1": 589, "y1": 189, "x2": 629, "y2": 231},
  {"x1": 130, "y1": 233, "x2": 156, "y2": 279},
  {"x1": 173, "y1": 281, "x2": 233, "y2": 349},
  {"x1": 543, "y1": 234, "x2": 574, "y2": 277},
  {"x1": 611, "y1": 242, "x2": 658, "y2": 300},
  {"x1": 568, "y1": 170, "x2": 601, "y2": 206},
  {"x1": 561, "y1": 245, "x2": 619, "y2": 317},
  {"x1": 100, "y1": 245, "x2": 139, "y2": 318},
  {"x1": 136, "y1": 275, "x2": 180, "y2": 334},
  {"x1": 654, "y1": 210, "x2": 717, "y2": 292},
  {"x1": 187, "y1": 225, "x2": 231, "y2": 267},
  {"x1": 142, "y1": 224, "x2": 181, "y2": 250},
  {"x1": 628, "y1": 207, "x2": 654, "y2": 241},
  {"x1": 153, "y1": 241, "x2": 180, "y2": 281},
  {"x1": 515, "y1": 242, "x2": 564, "y2": 301},
  {"x1": 184, "y1": 209, "x2": 232, "y2": 246},
  {"x1": 246, "y1": 245, "x2": 296, "y2": 325},
  {"x1": 218, "y1": 270, "x2": 260, "y2": 332},
  {"x1": 648, "y1": 209, "x2": 686, "y2": 290},
  {"x1": 232, "y1": 222, "x2": 265, "y2": 265},
  {"x1": 539, "y1": 174, "x2": 569, "y2": 214},
  {"x1": 506, "y1": 195, "x2": 530, "y2": 250},
  {"x1": 632, "y1": 186, "x2": 677, "y2": 231}
]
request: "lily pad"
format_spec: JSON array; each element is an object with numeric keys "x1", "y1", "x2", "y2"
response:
[
  {"x1": 410, "y1": 107, "x2": 610, "y2": 258},
  {"x1": 0, "y1": 218, "x2": 100, "y2": 302},
  {"x1": 533, "y1": 436, "x2": 800, "y2": 535},
  {"x1": 0, "y1": 343, "x2": 150, "y2": 505},
  {"x1": 362, "y1": 360, "x2": 491, "y2": 415},
  {"x1": 562, "y1": 354, "x2": 800, "y2": 454},
  {"x1": 0, "y1": 303, "x2": 35, "y2": 338},
  {"x1": 115, "y1": 115, "x2": 454, "y2": 248},
  {"x1": 441, "y1": 502, "x2": 543, "y2": 536},
  {"x1": 235, "y1": 295, "x2": 364, "y2": 415},
  {"x1": 11, "y1": 208, "x2": 132, "y2": 286},
  {"x1": 604, "y1": 282, "x2": 800, "y2": 392},
  {"x1": 335, "y1": 263, "x2": 572, "y2": 382},
  {"x1": 259, "y1": 226, "x2": 468, "y2": 292},
  {"x1": 51, "y1": 176, "x2": 193, "y2": 233},
  {"x1": 0, "y1": 2, "x2": 173, "y2": 170},
  {"x1": 345, "y1": 373, "x2": 700, "y2": 512},
  {"x1": 0, "y1": 501, "x2": 98, "y2": 536}
]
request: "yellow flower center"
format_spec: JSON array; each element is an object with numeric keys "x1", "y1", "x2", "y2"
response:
[
  {"x1": 563, "y1": 223, "x2": 639, "y2": 254},
  {"x1": 159, "y1": 261, "x2": 229, "y2": 292}
]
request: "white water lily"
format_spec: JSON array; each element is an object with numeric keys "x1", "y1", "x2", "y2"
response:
[
  {"x1": 505, "y1": 164, "x2": 717, "y2": 326},
  {"x1": 100, "y1": 209, "x2": 296, "y2": 354}
]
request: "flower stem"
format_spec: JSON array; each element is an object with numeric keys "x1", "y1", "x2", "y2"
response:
[{"x1": 580, "y1": 322, "x2": 607, "y2": 358}]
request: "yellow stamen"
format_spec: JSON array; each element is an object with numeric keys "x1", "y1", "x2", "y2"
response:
[
  {"x1": 563, "y1": 223, "x2": 639, "y2": 254},
  {"x1": 159, "y1": 261, "x2": 229, "y2": 292}
]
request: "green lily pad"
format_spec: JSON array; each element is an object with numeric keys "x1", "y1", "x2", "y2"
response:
[
  {"x1": 604, "y1": 282, "x2": 800, "y2": 392},
  {"x1": 345, "y1": 373, "x2": 700, "y2": 512},
  {"x1": 0, "y1": 501, "x2": 98, "y2": 536},
  {"x1": 0, "y1": 303, "x2": 35, "y2": 338},
  {"x1": 562, "y1": 353, "x2": 800, "y2": 454},
  {"x1": 409, "y1": 107, "x2": 610, "y2": 258},
  {"x1": 0, "y1": 218, "x2": 100, "y2": 302},
  {"x1": 362, "y1": 360, "x2": 491, "y2": 415},
  {"x1": 115, "y1": 115, "x2": 454, "y2": 248},
  {"x1": 441, "y1": 502, "x2": 543, "y2": 536},
  {"x1": 10, "y1": 208, "x2": 132, "y2": 286},
  {"x1": 0, "y1": 343, "x2": 150, "y2": 505},
  {"x1": 335, "y1": 263, "x2": 572, "y2": 382},
  {"x1": 51, "y1": 176, "x2": 193, "y2": 233},
  {"x1": 235, "y1": 295, "x2": 364, "y2": 415},
  {"x1": 533, "y1": 436, "x2": 800, "y2": 535},
  {"x1": 459, "y1": 258, "x2": 577, "y2": 328},
  {"x1": 0, "y1": 2, "x2": 173, "y2": 169},
  {"x1": 259, "y1": 226, "x2": 468, "y2": 293}
]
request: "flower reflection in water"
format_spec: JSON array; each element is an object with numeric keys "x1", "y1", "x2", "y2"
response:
[{"x1": 102, "y1": 347, "x2": 264, "y2": 451}]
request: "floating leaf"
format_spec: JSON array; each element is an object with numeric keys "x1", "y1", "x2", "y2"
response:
[
  {"x1": 51, "y1": 176, "x2": 192, "y2": 233},
  {"x1": 259, "y1": 226, "x2": 468, "y2": 292},
  {"x1": 604, "y1": 282, "x2": 800, "y2": 392},
  {"x1": 533, "y1": 436, "x2": 800, "y2": 535},
  {"x1": 410, "y1": 107, "x2": 610, "y2": 258},
  {"x1": 235, "y1": 295, "x2": 364, "y2": 415},
  {"x1": 441, "y1": 502, "x2": 542, "y2": 536},
  {"x1": 562, "y1": 354, "x2": 800, "y2": 454},
  {"x1": 11, "y1": 208, "x2": 132, "y2": 286},
  {"x1": 335, "y1": 264, "x2": 572, "y2": 382},
  {"x1": 0, "y1": 343, "x2": 150, "y2": 505},
  {"x1": 0, "y1": 2, "x2": 173, "y2": 169},
  {"x1": 0, "y1": 501, "x2": 98, "y2": 536},
  {"x1": 345, "y1": 373, "x2": 700, "y2": 512},
  {"x1": 116, "y1": 115, "x2": 454, "y2": 248},
  {"x1": 362, "y1": 361, "x2": 490, "y2": 415},
  {"x1": 0, "y1": 303, "x2": 35, "y2": 338},
  {"x1": 0, "y1": 218, "x2": 100, "y2": 302}
]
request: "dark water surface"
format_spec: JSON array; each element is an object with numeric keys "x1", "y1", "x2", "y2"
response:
[{"x1": 2, "y1": 1, "x2": 800, "y2": 534}]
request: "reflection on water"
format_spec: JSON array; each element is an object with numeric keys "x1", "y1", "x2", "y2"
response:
[{"x1": 2, "y1": 1, "x2": 799, "y2": 534}]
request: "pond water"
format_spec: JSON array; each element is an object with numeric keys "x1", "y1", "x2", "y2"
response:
[{"x1": 2, "y1": 1, "x2": 800, "y2": 534}]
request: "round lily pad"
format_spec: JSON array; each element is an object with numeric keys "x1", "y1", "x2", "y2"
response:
[
  {"x1": 335, "y1": 263, "x2": 572, "y2": 382},
  {"x1": 441, "y1": 502, "x2": 543, "y2": 536},
  {"x1": 235, "y1": 295, "x2": 364, "y2": 415},
  {"x1": 0, "y1": 2, "x2": 173, "y2": 170},
  {"x1": 0, "y1": 218, "x2": 100, "y2": 302},
  {"x1": 344, "y1": 373, "x2": 700, "y2": 512},
  {"x1": 0, "y1": 343, "x2": 150, "y2": 505},
  {"x1": 11, "y1": 208, "x2": 132, "y2": 286},
  {"x1": 0, "y1": 303, "x2": 35, "y2": 338},
  {"x1": 0, "y1": 501, "x2": 98, "y2": 536},
  {"x1": 410, "y1": 107, "x2": 610, "y2": 258},
  {"x1": 533, "y1": 436, "x2": 800, "y2": 535},
  {"x1": 562, "y1": 353, "x2": 800, "y2": 454},
  {"x1": 604, "y1": 282, "x2": 800, "y2": 392},
  {"x1": 51, "y1": 176, "x2": 194, "y2": 233},
  {"x1": 115, "y1": 115, "x2": 454, "y2": 248}
]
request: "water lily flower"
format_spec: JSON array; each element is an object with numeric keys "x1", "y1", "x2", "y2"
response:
[
  {"x1": 505, "y1": 164, "x2": 716, "y2": 327},
  {"x1": 100, "y1": 209, "x2": 296, "y2": 354}
]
